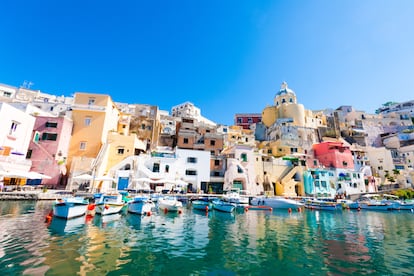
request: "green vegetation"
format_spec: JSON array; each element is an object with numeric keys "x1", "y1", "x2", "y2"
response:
[{"x1": 390, "y1": 189, "x2": 414, "y2": 199}]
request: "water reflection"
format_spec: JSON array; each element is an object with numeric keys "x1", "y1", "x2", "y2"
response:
[
  {"x1": 1, "y1": 201, "x2": 414, "y2": 275},
  {"x1": 48, "y1": 216, "x2": 86, "y2": 235}
]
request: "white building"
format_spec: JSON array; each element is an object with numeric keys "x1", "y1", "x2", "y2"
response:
[{"x1": 0, "y1": 102, "x2": 35, "y2": 172}]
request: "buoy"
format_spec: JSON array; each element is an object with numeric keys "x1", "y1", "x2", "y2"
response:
[
  {"x1": 288, "y1": 208, "x2": 292, "y2": 213},
  {"x1": 104, "y1": 205, "x2": 109, "y2": 210},
  {"x1": 357, "y1": 207, "x2": 361, "y2": 211},
  {"x1": 147, "y1": 211, "x2": 152, "y2": 216},
  {"x1": 244, "y1": 207, "x2": 249, "y2": 212},
  {"x1": 297, "y1": 207, "x2": 302, "y2": 212},
  {"x1": 164, "y1": 208, "x2": 168, "y2": 213},
  {"x1": 178, "y1": 209, "x2": 182, "y2": 214},
  {"x1": 87, "y1": 204, "x2": 95, "y2": 211},
  {"x1": 45, "y1": 210, "x2": 53, "y2": 223},
  {"x1": 205, "y1": 206, "x2": 209, "y2": 212}
]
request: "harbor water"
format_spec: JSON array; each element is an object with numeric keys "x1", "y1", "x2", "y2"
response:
[{"x1": 1, "y1": 200, "x2": 414, "y2": 275}]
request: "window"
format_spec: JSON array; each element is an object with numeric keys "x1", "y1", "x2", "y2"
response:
[
  {"x1": 237, "y1": 117, "x2": 242, "y2": 124},
  {"x1": 165, "y1": 165, "x2": 169, "y2": 173},
  {"x1": 248, "y1": 117, "x2": 253, "y2": 123},
  {"x1": 85, "y1": 117, "x2": 91, "y2": 126},
  {"x1": 214, "y1": 160, "x2": 220, "y2": 166},
  {"x1": 9, "y1": 121, "x2": 19, "y2": 135},
  {"x1": 321, "y1": 181, "x2": 327, "y2": 187},
  {"x1": 42, "y1": 133, "x2": 58, "y2": 141},
  {"x1": 117, "y1": 148, "x2": 125, "y2": 155},
  {"x1": 183, "y1": 138, "x2": 189, "y2": 144},
  {"x1": 210, "y1": 150, "x2": 215, "y2": 155},
  {"x1": 187, "y1": 157, "x2": 197, "y2": 163},
  {"x1": 153, "y1": 163, "x2": 160, "y2": 173},
  {"x1": 3, "y1": 92, "x2": 12, "y2": 97},
  {"x1": 210, "y1": 140, "x2": 216, "y2": 146},
  {"x1": 45, "y1": 122, "x2": 58, "y2": 128},
  {"x1": 80, "y1": 142, "x2": 87, "y2": 150},
  {"x1": 88, "y1": 98, "x2": 95, "y2": 105},
  {"x1": 241, "y1": 153, "x2": 247, "y2": 162},
  {"x1": 185, "y1": 169, "x2": 197, "y2": 176},
  {"x1": 26, "y1": 149, "x2": 33, "y2": 159}
]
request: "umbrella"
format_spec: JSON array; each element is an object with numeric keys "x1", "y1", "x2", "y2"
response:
[
  {"x1": 73, "y1": 174, "x2": 94, "y2": 180},
  {"x1": 27, "y1": 171, "x2": 52, "y2": 179},
  {"x1": 95, "y1": 175, "x2": 115, "y2": 181}
]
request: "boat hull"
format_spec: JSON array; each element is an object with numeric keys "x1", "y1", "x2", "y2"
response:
[
  {"x1": 192, "y1": 200, "x2": 211, "y2": 211},
  {"x1": 158, "y1": 197, "x2": 183, "y2": 212},
  {"x1": 128, "y1": 198, "x2": 154, "y2": 215},
  {"x1": 53, "y1": 198, "x2": 88, "y2": 219},
  {"x1": 95, "y1": 203, "x2": 125, "y2": 215},
  {"x1": 251, "y1": 197, "x2": 304, "y2": 209},
  {"x1": 212, "y1": 200, "x2": 236, "y2": 213}
]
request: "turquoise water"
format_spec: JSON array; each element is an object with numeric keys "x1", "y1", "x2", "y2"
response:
[{"x1": 1, "y1": 201, "x2": 414, "y2": 276}]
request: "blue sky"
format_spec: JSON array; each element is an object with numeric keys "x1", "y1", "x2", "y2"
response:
[{"x1": 1, "y1": 1, "x2": 413, "y2": 125}]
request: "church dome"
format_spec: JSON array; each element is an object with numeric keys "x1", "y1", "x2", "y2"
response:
[
  {"x1": 276, "y1": 81, "x2": 296, "y2": 97},
  {"x1": 274, "y1": 82, "x2": 297, "y2": 106}
]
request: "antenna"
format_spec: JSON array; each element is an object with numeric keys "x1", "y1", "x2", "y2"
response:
[{"x1": 21, "y1": 80, "x2": 34, "y2": 89}]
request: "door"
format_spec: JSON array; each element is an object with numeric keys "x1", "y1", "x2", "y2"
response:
[{"x1": 117, "y1": 177, "x2": 129, "y2": 190}]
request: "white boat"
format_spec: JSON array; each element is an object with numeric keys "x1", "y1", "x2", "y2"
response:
[
  {"x1": 212, "y1": 199, "x2": 236, "y2": 213},
  {"x1": 95, "y1": 193, "x2": 125, "y2": 215},
  {"x1": 53, "y1": 197, "x2": 89, "y2": 219},
  {"x1": 222, "y1": 189, "x2": 249, "y2": 208},
  {"x1": 158, "y1": 196, "x2": 183, "y2": 213},
  {"x1": 128, "y1": 196, "x2": 155, "y2": 215},
  {"x1": 251, "y1": 196, "x2": 304, "y2": 209}
]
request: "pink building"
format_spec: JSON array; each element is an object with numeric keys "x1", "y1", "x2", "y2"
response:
[
  {"x1": 312, "y1": 141, "x2": 354, "y2": 169},
  {"x1": 28, "y1": 116, "x2": 73, "y2": 188}
]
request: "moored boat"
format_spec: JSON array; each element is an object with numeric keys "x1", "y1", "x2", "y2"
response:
[
  {"x1": 95, "y1": 193, "x2": 125, "y2": 215},
  {"x1": 212, "y1": 199, "x2": 236, "y2": 213},
  {"x1": 190, "y1": 197, "x2": 212, "y2": 211},
  {"x1": 304, "y1": 198, "x2": 340, "y2": 211},
  {"x1": 53, "y1": 197, "x2": 89, "y2": 219},
  {"x1": 251, "y1": 196, "x2": 304, "y2": 209},
  {"x1": 158, "y1": 196, "x2": 183, "y2": 213},
  {"x1": 127, "y1": 196, "x2": 155, "y2": 215}
]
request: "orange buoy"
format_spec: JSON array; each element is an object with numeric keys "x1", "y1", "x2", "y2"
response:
[
  {"x1": 288, "y1": 208, "x2": 292, "y2": 213},
  {"x1": 45, "y1": 210, "x2": 53, "y2": 223},
  {"x1": 244, "y1": 207, "x2": 249, "y2": 212},
  {"x1": 164, "y1": 208, "x2": 168, "y2": 213},
  {"x1": 205, "y1": 206, "x2": 209, "y2": 212},
  {"x1": 87, "y1": 204, "x2": 95, "y2": 211},
  {"x1": 178, "y1": 209, "x2": 182, "y2": 214},
  {"x1": 147, "y1": 211, "x2": 152, "y2": 216},
  {"x1": 297, "y1": 207, "x2": 302, "y2": 212}
]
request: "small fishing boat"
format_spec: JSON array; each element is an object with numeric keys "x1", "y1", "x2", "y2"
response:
[
  {"x1": 53, "y1": 197, "x2": 89, "y2": 219},
  {"x1": 304, "y1": 198, "x2": 340, "y2": 211},
  {"x1": 245, "y1": 205, "x2": 273, "y2": 211},
  {"x1": 158, "y1": 196, "x2": 183, "y2": 213},
  {"x1": 127, "y1": 196, "x2": 155, "y2": 215},
  {"x1": 95, "y1": 193, "x2": 125, "y2": 215},
  {"x1": 190, "y1": 197, "x2": 212, "y2": 211},
  {"x1": 212, "y1": 199, "x2": 236, "y2": 213}
]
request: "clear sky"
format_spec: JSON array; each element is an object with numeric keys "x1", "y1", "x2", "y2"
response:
[{"x1": 1, "y1": 1, "x2": 413, "y2": 125}]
